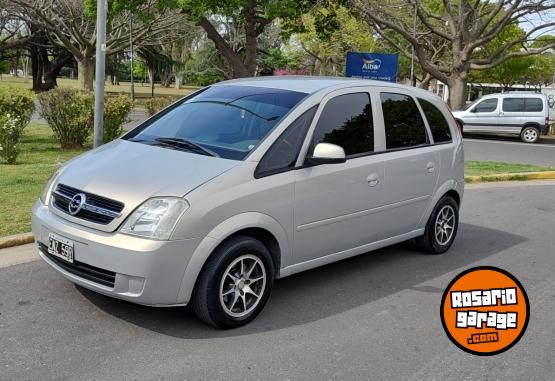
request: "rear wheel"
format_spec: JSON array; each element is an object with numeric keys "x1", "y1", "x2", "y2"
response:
[
  {"x1": 192, "y1": 236, "x2": 274, "y2": 329},
  {"x1": 415, "y1": 195, "x2": 459, "y2": 255},
  {"x1": 520, "y1": 126, "x2": 539, "y2": 143}
]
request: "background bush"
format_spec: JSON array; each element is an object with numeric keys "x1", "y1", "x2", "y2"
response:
[
  {"x1": 37, "y1": 88, "x2": 94, "y2": 149},
  {"x1": 145, "y1": 97, "x2": 174, "y2": 116},
  {"x1": 104, "y1": 94, "x2": 134, "y2": 143},
  {"x1": 0, "y1": 87, "x2": 35, "y2": 164}
]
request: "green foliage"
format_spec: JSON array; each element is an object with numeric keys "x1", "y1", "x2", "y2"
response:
[
  {"x1": 0, "y1": 87, "x2": 35, "y2": 164},
  {"x1": 104, "y1": 94, "x2": 134, "y2": 143},
  {"x1": 145, "y1": 97, "x2": 174, "y2": 116},
  {"x1": 37, "y1": 88, "x2": 94, "y2": 149},
  {"x1": 285, "y1": 4, "x2": 375, "y2": 75},
  {"x1": 181, "y1": 43, "x2": 227, "y2": 86}
]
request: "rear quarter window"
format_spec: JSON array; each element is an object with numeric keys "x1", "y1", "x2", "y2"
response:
[
  {"x1": 525, "y1": 98, "x2": 543, "y2": 112},
  {"x1": 418, "y1": 98, "x2": 452, "y2": 143}
]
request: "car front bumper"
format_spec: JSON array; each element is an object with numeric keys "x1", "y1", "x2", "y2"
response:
[{"x1": 32, "y1": 201, "x2": 202, "y2": 306}]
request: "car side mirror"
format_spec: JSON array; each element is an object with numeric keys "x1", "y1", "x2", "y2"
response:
[
  {"x1": 306, "y1": 143, "x2": 346, "y2": 165},
  {"x1": 470, "y1": 108, "x2": 477, "y2": 113}
]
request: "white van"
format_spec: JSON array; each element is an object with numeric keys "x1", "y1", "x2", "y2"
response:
[{"x1": 452, "y1": 92, "x2": 550, "y2": 143}]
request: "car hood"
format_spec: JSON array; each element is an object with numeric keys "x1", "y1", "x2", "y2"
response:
[{"x1": 55, "y1": 139, "x2": 239, "y2": 212}]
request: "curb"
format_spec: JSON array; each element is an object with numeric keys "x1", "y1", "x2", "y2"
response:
[
  {"x1": 465, "y1": 171, "x2": 555, "y2": 183},
  {"x1": 0, "y1": 233, "x2": 35, "y2": 250}
]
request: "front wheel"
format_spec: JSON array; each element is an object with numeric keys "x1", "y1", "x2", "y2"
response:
[
  {"x1": 415, "y1": 195, "x2": 459, "y2": 254},
  {"x1": 520, "y1": 126, "x2": 539, "y2": 143},
  {"x1": 192, "y1": 236, "x2": 274, "y2": 329}
]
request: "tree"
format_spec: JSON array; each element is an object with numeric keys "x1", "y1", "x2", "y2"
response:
[
  {"x1": 179, "y1": 0, "x2": 318, "y2": 78},
  {"x1": 7, "y1": 0, "x2": 184, "y2": 90},
  {"x1": 353, "y1": 0, "x2": 555, "y2": 109},
  {"x1": 287, "y1": 3, "x2": 376, "y2": 76}
]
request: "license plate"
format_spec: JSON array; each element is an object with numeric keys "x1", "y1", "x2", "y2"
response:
[{"x1": 48, "y1": 233, "x2": 74, "y2": 263}]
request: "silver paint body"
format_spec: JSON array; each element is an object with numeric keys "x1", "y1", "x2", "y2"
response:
[
  {"x1": 32, "y1": 77, "x2": 464, "y2": 306},
  {"x1": 452, "y1": 92, "x2": 549, "y2": 136}
]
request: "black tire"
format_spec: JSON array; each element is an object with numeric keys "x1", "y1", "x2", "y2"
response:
[
  {"x1": 520, "y1": 126, "x2": 540, "y2": 143},
  {"x1": 415, "y1": 195, "x2": 459, "y2": 255},
  {"x1": 192, "y1": 236, "x2": 274, "y2": 329}
]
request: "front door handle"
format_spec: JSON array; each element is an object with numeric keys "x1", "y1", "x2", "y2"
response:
[
  {"x1": 367, "y1": 173, "x2": 380, "y2": 187},
  {"x1": 426, "y1": 162, "x2": 435, "y2": 173}
]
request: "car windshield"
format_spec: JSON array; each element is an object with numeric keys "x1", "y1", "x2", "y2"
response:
[{"x1": 125, "y1": 85, "x2": 307, "y2": 160}]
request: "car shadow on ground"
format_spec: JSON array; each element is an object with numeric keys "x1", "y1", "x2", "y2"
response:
[{"x1": 77, "y1": 222, "x2": 526, "y2": 339}]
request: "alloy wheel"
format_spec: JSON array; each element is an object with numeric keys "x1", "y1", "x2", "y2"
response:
[
  {"x1": 219, "y1": 254, "x2": 267, "y2": 318},
  {"x1": 435, "y1": 205, "x2": 455, "y2": 245}
]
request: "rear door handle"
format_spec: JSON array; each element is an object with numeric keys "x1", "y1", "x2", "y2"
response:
[
  {"x1": 367, "y1": 173, "x2": 379, "y2": 187},
  {"x1": 426, "y1": 162, "x2": 435, "y2": 173}
]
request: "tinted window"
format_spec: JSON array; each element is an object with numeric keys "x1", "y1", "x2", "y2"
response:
[
  {"x1": 381, "y1": 93, "x2": 428, "y2": 149},
  {"x1": 311, "y1": 93, "x2": 374, "y2": 157},
  {"x1": 419, "y1": 98, "x2": 452, "y2": 143},
  {"x1": 125, "y1": 86, "x2": 307, "y2": 160},
  {"x1": 525, "y1": 98, "x2": 543, "y2": 112},
  {"x1": 473, "y1": 99, "x2": 498, "y2": 113},
  {"x1": 503, "y1": 98, "x2": 525, "y2": 112},
  {"x1": 256, "y1": 106, "x2": 317, "y2": 177}
]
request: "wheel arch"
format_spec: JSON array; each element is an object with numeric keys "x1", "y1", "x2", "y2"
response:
[
  {"x1": 419, "y1": 180, "x2": 463, "y2": 228},
  {"x1": 176, "y1": 212, "x2": 289, "y2": 304}
]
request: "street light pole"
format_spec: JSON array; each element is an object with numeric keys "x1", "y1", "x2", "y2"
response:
[
  {"x1": 409, "y1": 1, "x2": 417, "y2": 87},
  {"x1": 129, "y1": 17, "x2": 135, "y2": 101},
  {"x1": 93, "y1": 0, "x2": 107, "y2": 149}
]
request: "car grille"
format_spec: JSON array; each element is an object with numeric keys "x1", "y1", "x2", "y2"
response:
[
  {"x1": 38, "y1": 242, "x2": 116, "y2": 288},
  {"x1": 51, "y1": 184, "x2": 125, "y2": 225}
]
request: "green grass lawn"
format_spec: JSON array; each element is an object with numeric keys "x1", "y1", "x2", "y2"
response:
[
  {"x1": 0, "y1": 75, "x2": 199, "y2": 98},
  {"x1": 0, "y1": 123, "x2": 87, "y2": 237},
  {"x1": 464, "y1": 161, "x2": 555, "y2": 176},
  {"x1": 2, "y1": 126, "x2": 555, "y2": 238}
]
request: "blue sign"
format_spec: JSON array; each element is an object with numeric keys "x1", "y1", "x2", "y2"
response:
[{"x1": 345, "y1": 52, "x2": 399, "y2": 82}]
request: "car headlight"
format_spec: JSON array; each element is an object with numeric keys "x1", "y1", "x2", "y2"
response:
[
  {"x1": 119, "y1": 197, "x2": 189, "y2": 240},
  {"x1": 39, "y1": 170, "x2": 59, "y2": 205}
]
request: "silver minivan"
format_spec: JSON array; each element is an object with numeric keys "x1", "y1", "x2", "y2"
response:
[
  {"x1": 32, "y1": 77, "x2": 464, "y2": 328},
  {"x1": 452, "y1": 92, "x2": 550, "y2": 143}
]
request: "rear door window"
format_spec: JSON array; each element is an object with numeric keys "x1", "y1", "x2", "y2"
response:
[
  {"x1": 503, "y1": 98, "x2": 525, "y2": 112},
  {"x1": 381, "y1": 93, "x2": 428, "y2": 149}
]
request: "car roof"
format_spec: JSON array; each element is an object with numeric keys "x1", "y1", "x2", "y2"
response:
[
  {"x1": 214, "y1": 76, "x2": 438, "y2": 99},
  {"x1": 482, "y1": 92, "x2": 546, "y2": 98}
]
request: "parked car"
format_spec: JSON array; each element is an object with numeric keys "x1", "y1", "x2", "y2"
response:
[
  {"x1": 452, "y1": 92, "x2": 550, "y2": 143},
  {"x1": 32, "y1": 77, "x2": 464, "y2": 328}
]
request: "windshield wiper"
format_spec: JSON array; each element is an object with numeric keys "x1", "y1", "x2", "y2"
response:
[{"x1": 154, "y1": 137, "x2": 219, "y2": 157}]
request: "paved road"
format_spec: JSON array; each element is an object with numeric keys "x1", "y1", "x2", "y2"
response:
[
  {"x1": 1, "y1": 182, "x2": 554, "y2": 380},
  {"x1": 464, "y1": 135, "x2": 555, "y2": 166}
]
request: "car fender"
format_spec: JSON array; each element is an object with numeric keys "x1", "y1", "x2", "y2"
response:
[
  {"x1": 175, "y1": 212, "x2": 290, "y2": 304},
  {"x1": 418, "y1": 179, "x2": 463, "y2": 228}
]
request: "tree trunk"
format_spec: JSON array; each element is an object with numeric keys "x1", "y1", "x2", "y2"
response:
[
  {"x1": 447, "y1": 75, "x2": 467, "y2": 110},
  {"x1": 199, "y1": 16, "x2": 252, "y2": 78},
  {"x1": 244, "y1": 0, "x2": 258, "y2": 76},
  {"x1": 148, "y1": 67, "x2": 154, "y2": 97},
  {"x1": 77, "y1": 59, "x2": 94, "y2": 90},
  {"x1": 175, "y1": 74, "x2": 183, "y2": 89}
]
